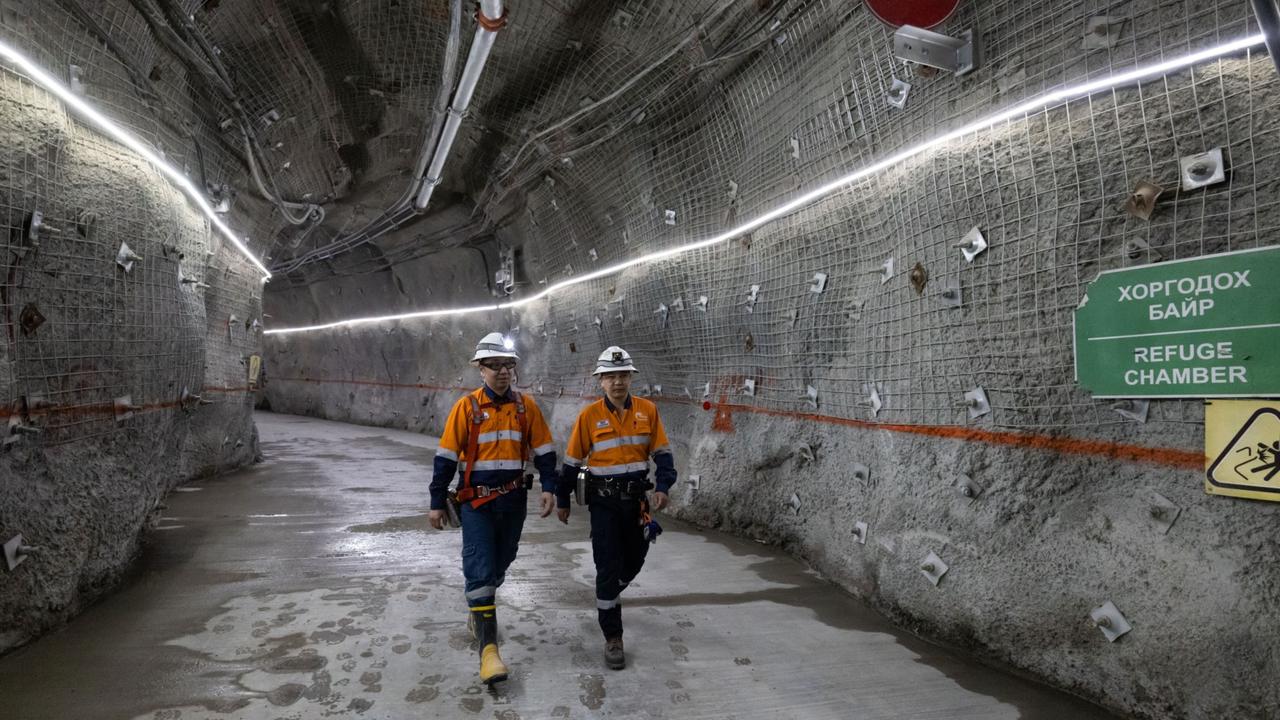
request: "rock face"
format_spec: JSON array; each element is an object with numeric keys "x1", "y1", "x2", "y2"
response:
[{"x1": 0, "y1": 21, "x2": 262, "y2": 651}]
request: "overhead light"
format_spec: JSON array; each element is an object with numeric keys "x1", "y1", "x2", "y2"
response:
[
  {"x1": 0, "y1": 40, "x2": 273, "y2": 280},
  {"x1": 265, "y1": 34, "x2": 1265, "y2": 335}
]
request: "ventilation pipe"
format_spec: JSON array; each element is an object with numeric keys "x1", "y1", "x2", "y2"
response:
[
  {"x1": 414, "y1": 0, "x2": 505, "y2": 212},
  {"x1": 1253, "y1": 0, "x2": 1280, "y2": 76}
]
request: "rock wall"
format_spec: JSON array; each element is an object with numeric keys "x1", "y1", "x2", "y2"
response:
[{"x1": 0, "y1": 15, "x2": 265, "y2": 651}]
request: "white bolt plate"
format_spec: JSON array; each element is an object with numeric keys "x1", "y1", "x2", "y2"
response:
[
  {"x1": 113, "y1": 395, "x2": 136, "y2": 422},
  {"x1": 1122, "y1": 237, "x2": 1161, "y2": 265},
  {"x1": 116, "y1": 242, "x2": 138, "y2": 272},
  {"x1": 955, "y1": 473, "x2": 984, "y2": 499},
  {"x1": 965, "y1": 387, "x2": 991, "y2": 419},
  {"x1": 1082, "y1": 16, "x2": 1126, "y2": 49},
  {"x1": 1111, "y1": 398, "x2": 1149, "y2": 423},
  {"x1": 851, "y1": 463, "x2": 870, "y2": 485},
  {"x1": 1147, "y1": 491, "x2": 1181, "y2": 534},
  {"x1": 887, "y1": 78, "x2": 911, "y2": 109},
  {"x1": 1090, "y1": 600, "x2": 1132, "y2": 642},
  {"x1": 868, "y1": 387, "x2": 883, "y2": 417},
  {"x1": 853, "y1": 521, "x2": 868, "y2": 544},
  {"x1": 941, "y1": 279, "x2": 962, "y2": 308},
  {"x1": 809, "y1": 272, "x2": 828, "y2": 293},
  {"x1": 4, "y1": 534, "x2": 28, "y2": 571},
  {"x1": 1179, "y1": 148, "x2": 1225, "y2": 191},
  {"x1": 920, "y1": 551, "x2": 948, "y2": 586},
  {"x1": 959, "y1": 226, "x2": 987, "y2": 262}
]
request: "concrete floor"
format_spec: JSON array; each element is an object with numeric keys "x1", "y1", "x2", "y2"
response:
[{"x1": 0, "y1": 412, "x2": 1119, "y2": 720}]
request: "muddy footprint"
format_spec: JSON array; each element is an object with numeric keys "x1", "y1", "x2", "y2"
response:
[{"x1": 578, "y1": 673, "x2": 606, "y2": 710}]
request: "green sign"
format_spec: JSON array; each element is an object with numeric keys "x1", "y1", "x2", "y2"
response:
[{"x1": 1074, "y1": 246, "x2": 1280, "y2": 398}]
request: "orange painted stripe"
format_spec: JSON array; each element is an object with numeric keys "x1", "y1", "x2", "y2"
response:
[
  {"x1": 712, "y1": 401, "x2": 1205, "y2": 470},
  {"x1": 267, "y1": 376, "x2": 1205, "y2": 471},
  {"x1": 0, "y1": 386, "x2": 256, "y2": 423}
]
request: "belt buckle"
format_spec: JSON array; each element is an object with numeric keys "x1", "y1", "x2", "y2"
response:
[
  {"x1": 474, "y1": 485, "x2": 491, "y2": 498},
  {"x1": 597, "y1": 485, "x2": 613, "y2": 497}
]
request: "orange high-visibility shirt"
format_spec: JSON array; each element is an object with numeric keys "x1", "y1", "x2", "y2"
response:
[
  {"x1": 563, "y1": 395, "x2": 672, "y2": 487},
  {"x1": 430, "y1": 386, "x2": 557, "y2": 510}
]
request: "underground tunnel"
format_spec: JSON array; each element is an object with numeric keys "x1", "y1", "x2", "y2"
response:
[{"x1": 2, "y1": 1, "x2": 1280, "y2": 718}]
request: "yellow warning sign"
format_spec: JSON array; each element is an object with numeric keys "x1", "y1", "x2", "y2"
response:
[
  {"x1": 1205, "y1": 400, "x2": 1280, "y2": 502},
  {"x1": 247, "y1": 354, "x2": 262, "y2": 389}
]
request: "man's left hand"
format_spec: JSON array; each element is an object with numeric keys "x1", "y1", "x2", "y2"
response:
[
  {"x1": 651, "y1": 491, "x2": 670, "y2": 511},
  {"x1": 538, "y1": 492, "x2": 556, "y2": 518}
]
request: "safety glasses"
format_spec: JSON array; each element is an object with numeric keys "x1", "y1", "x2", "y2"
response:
[{"x1": 480, "y1": 360, "x2": 517, "y2": 371}]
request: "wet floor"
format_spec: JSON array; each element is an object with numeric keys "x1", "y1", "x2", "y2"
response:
[{"x1": 0, "y1": 412, "x2": 1119, "y2": 719}]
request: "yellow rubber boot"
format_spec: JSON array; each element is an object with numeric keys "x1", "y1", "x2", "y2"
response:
[{"x1": 479, "y1": 643, "x2": 509, "y2": 685}]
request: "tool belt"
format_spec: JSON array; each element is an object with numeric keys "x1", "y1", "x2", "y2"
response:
[
  {"x1": 455, "y1": 474, "x2": 533, "y2": 503},
  {"x1": 587, "y1": 476, "x2": 653, "y2": 499}
]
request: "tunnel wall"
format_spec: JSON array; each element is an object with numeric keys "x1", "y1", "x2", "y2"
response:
[
  {"x1": 257, "y1": 1, "x2": 1280, "y2": 718},
  {"x1": 0, "y1": 8, "x2": 267, "y2": 652}
]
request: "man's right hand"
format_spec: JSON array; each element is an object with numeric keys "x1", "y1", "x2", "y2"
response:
[
  {"x1": 428, "y1": 509, "x2": 446, "y2": 530},
  {"x1": 556, "y1": 507, "x2": 570, "y2": 524}
]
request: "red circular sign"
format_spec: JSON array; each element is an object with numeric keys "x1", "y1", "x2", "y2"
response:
[
  {"x1": 702, "y1": 400, "x2": 712, "y2": 411},
  {"x1": 864, "y1": 0, "x2": 961, "y2": 29}
]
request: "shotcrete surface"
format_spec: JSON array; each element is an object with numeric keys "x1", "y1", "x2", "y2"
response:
[{"x1": 0, "y1": 412, "x2": 1115, "y2": 720}]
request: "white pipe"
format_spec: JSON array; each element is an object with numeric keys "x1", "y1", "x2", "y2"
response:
[{"x1": 415, "y1": 0, "x2": 504, "y2": 211}]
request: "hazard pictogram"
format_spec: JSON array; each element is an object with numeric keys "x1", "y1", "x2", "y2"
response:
[{"x1": 1206, "y1": 406, "x2": 1280, "y2": 498}]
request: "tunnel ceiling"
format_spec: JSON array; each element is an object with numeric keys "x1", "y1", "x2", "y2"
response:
[{"x1": 186, "y1": 0, "x2": 752, "y2": 286}]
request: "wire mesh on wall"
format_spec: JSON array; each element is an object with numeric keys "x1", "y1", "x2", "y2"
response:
[
  {"x1": 466, "y1": 0, "x2": 1276, "y2": 437},
  {"x1": 1, "y1": 2, "x2": 267, "y2": 446}
]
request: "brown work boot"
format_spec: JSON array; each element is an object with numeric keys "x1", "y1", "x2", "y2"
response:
[{"x1": 604, "y1": 636, "x2": 625, "y2": 670}]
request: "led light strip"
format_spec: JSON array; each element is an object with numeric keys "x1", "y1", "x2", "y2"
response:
[
  {"x1": 266, "y1": 34, "x2": 1265, "y2": 335},
  {"x1": 0, "y1": 40, "x2": 273, "y2": 279}
]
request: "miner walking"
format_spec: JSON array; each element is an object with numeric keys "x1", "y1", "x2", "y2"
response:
[
  {"x1": 557, "y1": 346, "x2": 677, "y2": 669},
  {"x1": 428, "y1": 332, "x2": 559, "y2": 684}
]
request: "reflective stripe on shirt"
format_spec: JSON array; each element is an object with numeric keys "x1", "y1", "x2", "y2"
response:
[
  {"x1": 476, "y1": 429, "x2": 523, "y2": 444},
  {"x1": 589, "y1": 461, "x2": 649, "y2": 475},
  {"x1": 460, "y1": 459, "x2": 524, "y2": 472},
  {"x1": 593, "y1": 435, "x2": 650, "y2": 452}
]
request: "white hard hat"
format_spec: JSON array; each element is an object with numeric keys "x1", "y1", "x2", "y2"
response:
[
  {"x1": 592, "y1": 346, "x2": 639, "y2": 375},
  {"x1": 471, "y1": 332, "x2": 519, "y2": 363}
]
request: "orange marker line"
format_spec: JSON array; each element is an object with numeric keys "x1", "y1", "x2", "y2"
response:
[{"x1": 266, "y1": 376, "x2": 1203, "y2": 470}]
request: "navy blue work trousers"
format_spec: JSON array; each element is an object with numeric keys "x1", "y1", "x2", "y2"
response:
[
  {"x1": 589, "y1": 493, "x2": 650, "y2": 638},
  {"x1": 460, "y1": 496, "x2": 527, "y2": 608}
]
